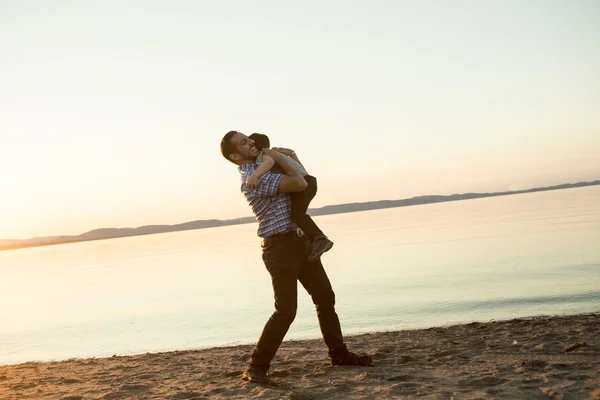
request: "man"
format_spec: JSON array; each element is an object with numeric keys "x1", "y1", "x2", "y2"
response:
[{"x1": 220, "y1": 130, "x2": 372, "y2": 385}]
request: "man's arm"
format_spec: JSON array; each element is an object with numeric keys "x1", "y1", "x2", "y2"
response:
[
  {"x1": 271, "y1": 147, "x2": 304, "y2": 168},
  {"x1": 263, "y1": 149, "x2": 307, "y2": 192},
  {"x1": 246, "y1": 155, "x2": 275, "y2": 189}
]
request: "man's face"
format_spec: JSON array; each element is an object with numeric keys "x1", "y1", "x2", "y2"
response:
[{"x1": 230, "y1": 132, "x2": 260, "y2": 163}]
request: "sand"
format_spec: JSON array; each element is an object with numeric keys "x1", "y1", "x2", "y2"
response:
[{"x1": 1, "y1": 313, "x2": 598, "y2": 399}]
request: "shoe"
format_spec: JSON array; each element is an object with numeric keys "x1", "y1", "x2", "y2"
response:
[
  {"x1": 331, "y1": 351, "x2": 373, "y2": 367},
  {"x1": 241, "y1": 365, "x2": 270, "y2": 384},
  {"x1": 309, "y1": 236, "x2": 334, "y2": 261}
]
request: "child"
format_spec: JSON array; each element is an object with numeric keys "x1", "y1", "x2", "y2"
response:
[{"x1": 247, "y1": 133, "x2": 333, "y2": 262}]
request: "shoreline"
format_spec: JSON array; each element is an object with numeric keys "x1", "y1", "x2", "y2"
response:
[
  {"x1": 1, "y1": 313, "x2": 598, "y2": 399},
  {"x1": 3, "y1": 181, "x2": 598, "y2": 252}
]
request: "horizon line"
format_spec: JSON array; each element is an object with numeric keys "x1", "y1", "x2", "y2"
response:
[{"x1": 1, "y1": 178, "x2": 598, "y2": 251}]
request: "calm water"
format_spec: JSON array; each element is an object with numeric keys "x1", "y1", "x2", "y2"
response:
[{"x1": 1, "y1": 186, "x2": 599, "y2": 365}]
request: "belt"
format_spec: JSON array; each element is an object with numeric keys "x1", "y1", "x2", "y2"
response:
[{"x1": 261, "y1": 229, "x2": 305, "y2": 245}]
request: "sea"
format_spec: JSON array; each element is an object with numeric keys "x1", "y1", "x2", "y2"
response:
[{"x1": 1, "y1": 186, "x2": 599, "y2": 365}]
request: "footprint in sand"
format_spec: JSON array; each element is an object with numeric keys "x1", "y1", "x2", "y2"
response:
[
  {"x1": 306, "y1": 368, "x2": 327, "y2": 377},
  {"x1": 135, "y1": 373, "x2": 157, "y2": 379},
  {"x1": 350, "y1": 371, "x2": 370, "y2": 381},
  {"x1": 95, "y1": 374, "x2": 121, "y2": 384},
  {"x1": 541, "y1": 387, "x2": 565, "y2": 398},
  {"x1": 59, "y1": 378, "x2": 82, "y2": 384},
  {"x1": 9, "y1": 382, "x2": 36, "y2": 390},
  {"x1": 521, "y1": 378, "x2": 542, "y2": 385},
  {"x1": 387, "y1": 374, "x2": 412, "y2": 382},
  {"x1": 457, "y1": 376, "x2": 506, "y2": 387},
  {"x1": 170, "y1": 391, "x2": 204, "y2": 399},
  {"x1": 222, "y1": 370, "x2": 244, "y2": 377},
  {"x1": 566, "y1": 373, "x2": 592, "y2": 381},
  {"x1": 108, "y1": 364, "x2": 136, "y2": 372},
  {"x1": 427, "y1": 351, "x2": 459, "y2": 364},
  {"x1": 547, "y1": 372, "x2": 569, "y2": 380},
  {"x1": 518, "y1": 359, "x2": 547, "y2": 371},
  {"x1": 519, "y1": 384, "x2": 542, "y2": 391},
  {"x1": 101, "y1": 390, "x2": 130, "y2": 399},
  {"x1": 375, "y1": 345, "x2": 395, "y2": 356},
  {"x1": 119, "y1": 383, "x2": 151, "y2": 391},
  {"x1": 286, "y1": 389, "x2": 323, "y2": 400},
  {"x1": 565, "y1": 341, "x2": 588, "y2": 352},
  {"x1": 270, "y1": 370, "x2": 291, "y2": 378},
  {"x1": 304, "y1": 361, "x2": 324, "y2": 370},
  {"x1": 393, "y1": 355, "x2": 417, "y2": 364},
  {"x1": 233, "y1": 353, "x2": 250, "y2": 362},
  {"x1": 427, "y1": 350, "x2": 456, "y2": 359},
  {"x1": 389, "y1": 382, "x2": 420, "y2": 395},
  {"x1": 291, "y1": 350, "x2": 312, "y2": 357}
]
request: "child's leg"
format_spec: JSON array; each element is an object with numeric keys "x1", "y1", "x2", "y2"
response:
[{"x1": 290, "y1": 175, "x2": 324, "y2": 240}]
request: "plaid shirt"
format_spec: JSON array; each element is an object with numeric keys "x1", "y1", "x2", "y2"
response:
[{"x1": 239, "y1": 164, "x2": 298, "y2": 238}]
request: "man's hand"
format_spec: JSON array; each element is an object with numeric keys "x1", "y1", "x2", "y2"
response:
[{"x1": 246, "y1": 173, "x2": 260, "y2": 189}]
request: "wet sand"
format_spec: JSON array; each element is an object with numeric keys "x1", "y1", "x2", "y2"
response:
[{"x1": 1, "y1": 313, "x2": 598, "y2": 399}]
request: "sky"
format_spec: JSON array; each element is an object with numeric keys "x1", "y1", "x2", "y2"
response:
[{"x1": 1, "y1": 0, "x2": 599, "y2": 240}]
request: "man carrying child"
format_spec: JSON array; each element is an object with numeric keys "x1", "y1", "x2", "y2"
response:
[
  {"x1": 220, "y1": 130, "x2": 372, "y2": 385},
  {"x1": 246, "y1": 132, "x2": 333, "y2": 261}
]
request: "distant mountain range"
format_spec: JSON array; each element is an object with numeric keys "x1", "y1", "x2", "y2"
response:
[{"x1": 1, "y1": 180, "x2": 598, "y2": 251}]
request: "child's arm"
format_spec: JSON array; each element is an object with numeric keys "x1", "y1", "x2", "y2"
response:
[
  {"x1": 272, "y1": 147, "x2": 304, "y2": 167},
  {"x1": 246, "y1": 155, "x2": 275, "y2": 189}
]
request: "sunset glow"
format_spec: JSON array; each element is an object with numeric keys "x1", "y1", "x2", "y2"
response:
[{"x1": 1, "y1": 1, "x2": 599, "y2": 239}]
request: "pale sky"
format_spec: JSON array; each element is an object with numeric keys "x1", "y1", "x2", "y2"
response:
[{"x1": 1, "y1": 0, "x2": 599, "y2": 240}]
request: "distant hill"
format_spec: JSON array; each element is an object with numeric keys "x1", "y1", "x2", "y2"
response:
[{"x1": 1, "y1": 180, "x2": 598, "y2": 251}]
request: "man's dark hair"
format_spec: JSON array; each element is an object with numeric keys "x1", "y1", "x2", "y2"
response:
[
  {"x1": 220, "y1": 130, "x2": 240, "y2": 164},
  {"x1": 249, "y1": 133, "x2": 270, "y2": 151}
]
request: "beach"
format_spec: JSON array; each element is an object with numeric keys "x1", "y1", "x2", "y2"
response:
[{"x1": 1, "y1": 313, "x2": 598, "y2": 399}]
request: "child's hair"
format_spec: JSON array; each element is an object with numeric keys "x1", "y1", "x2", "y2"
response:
[{"x1": 249, "y1": 133, "x2": 270, "y2": 151}]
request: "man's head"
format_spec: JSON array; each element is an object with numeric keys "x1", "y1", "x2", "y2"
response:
[
  {"x1": 220, "y1": 130, "x2": 260, "y2": 165},
  {"x1": 248, "y1": 133, "x2": 270, "y2": 151}
]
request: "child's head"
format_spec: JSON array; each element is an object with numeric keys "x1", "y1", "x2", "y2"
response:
[{"x1": 249, "y1": 133, "x2": 270, "y2": 151}]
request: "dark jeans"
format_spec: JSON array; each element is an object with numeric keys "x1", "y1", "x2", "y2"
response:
[
  {"x1": 250, "y1": 230, "x2": 347, "y2": 368},
  {"x1": 290, "y1": 175, "x2": 323, "y2": 240}
]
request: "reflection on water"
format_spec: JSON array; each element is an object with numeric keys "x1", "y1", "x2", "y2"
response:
[{"x1": 1, "y1": 186, "x2": 599, "y2": 364}]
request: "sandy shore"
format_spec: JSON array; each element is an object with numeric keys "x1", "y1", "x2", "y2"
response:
[{"x1": 1, "y1": 313, "x2": 598, "y2": 399}]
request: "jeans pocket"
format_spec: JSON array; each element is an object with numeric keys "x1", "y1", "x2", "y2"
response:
[
  {"x1": 261, "y1": 241, "x2": 281, "y2": 272},
  {"x1": 262, "y1": 238, "x2": 302, "y2": 273}
]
